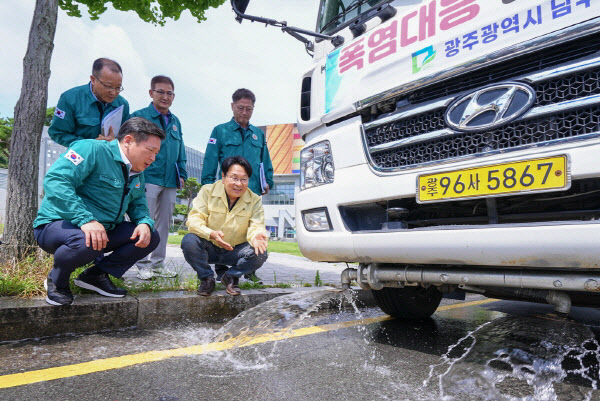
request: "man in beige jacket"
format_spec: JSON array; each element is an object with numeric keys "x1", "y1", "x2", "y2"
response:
[{"x1": 181, "y1": 156, "x2": 268, "y2": 296}]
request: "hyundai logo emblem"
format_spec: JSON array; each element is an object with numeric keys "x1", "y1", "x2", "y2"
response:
[{"x1": 445, "y1": 83, "x2": 536, "y2": 132}]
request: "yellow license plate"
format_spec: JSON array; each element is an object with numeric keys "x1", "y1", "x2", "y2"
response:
[{"x1": 417, "y1": 155, "x2": 570, "y2": 203}]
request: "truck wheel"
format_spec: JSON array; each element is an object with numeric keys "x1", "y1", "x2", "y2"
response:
[{"x1": 372, "y1": 286, "x2": 442, "y2": 319}]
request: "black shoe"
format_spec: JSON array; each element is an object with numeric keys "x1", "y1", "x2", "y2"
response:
[
  {"x1": 197, "y1": 276, "x2": 216, "y2": 296},
  {"x1": 215, "y1": 264, "x2": 228, "y2": 283},
  {"x1": 74, "y1": 269, "x2": 127, "y2": 298},
  {"x1": 44, "y1": 277, "x2": 74, "y2": 306},
  {"x1": 244, "y1": 273, "x2": 263, "y2": 284},
  {"x1": 222, "y1": 272, "x2": 241, "y2": 296}
]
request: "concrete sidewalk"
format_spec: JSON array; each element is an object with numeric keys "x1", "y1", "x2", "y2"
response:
[
  {"x1": 0, "y1": 287, "x2": 375, "y2": 343},
  {"x1": 0, "y1": 246, "x2": 368, "y2": 343},
  {"x1": 123, "y1": 244, "x2": 349, "y2": 286}
]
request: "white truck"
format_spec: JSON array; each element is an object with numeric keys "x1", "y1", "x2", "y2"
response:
[{"x1": 232, "y1": 0, "x2": 600, "y2": 317}]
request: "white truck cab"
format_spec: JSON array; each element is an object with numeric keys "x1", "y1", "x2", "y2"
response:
[{"x1": 232, "y1": 0, "x2": 600, "y2": 317}]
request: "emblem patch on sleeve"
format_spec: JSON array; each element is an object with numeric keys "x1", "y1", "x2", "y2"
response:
[
  {"x1": 54, "y1": 108, "x2": 66, "y2": 119},
  {"x1": 208, "y1": 138, "x2": 217, "y2": 144},
  {"x1": 65, "y1": 149, "x2": 84, "y2": 166}
]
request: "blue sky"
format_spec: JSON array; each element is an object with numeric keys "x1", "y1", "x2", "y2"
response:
[{"x1": 0, "y1": 0, "x2": 320, "y2": 150}]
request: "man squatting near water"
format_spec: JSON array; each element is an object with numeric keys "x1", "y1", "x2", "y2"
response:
[
  {"x1": 34, "y1": 118, "x2": 164, "y2": 306},
  {"x1": 182, "y1": 156, "x2": 269, "y2": 296}
]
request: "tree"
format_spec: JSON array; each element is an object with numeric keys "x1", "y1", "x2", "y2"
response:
[
  {"x1": 175, "y1": 178, "x2": 202, "y2": 225},
  {"x1": 4, "y1": 0, "x2": 225, "y2": 260}
]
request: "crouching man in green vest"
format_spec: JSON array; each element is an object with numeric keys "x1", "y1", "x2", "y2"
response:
[{"x1": 33, "y1": 117, "x2": 165, "y2": 306}]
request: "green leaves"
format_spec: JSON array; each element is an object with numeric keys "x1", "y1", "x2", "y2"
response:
[
  {"x1": 0, "y1": 115, "x2": 13, "y2": 168},
  {"x1": 175, "y1": 177, "x2": 202, "y2": 221},
  {"x1": 58, "y1": 0, "x2": 227, "y2": 26}
]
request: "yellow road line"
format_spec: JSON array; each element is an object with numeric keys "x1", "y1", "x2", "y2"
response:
[
  {"x1": 438, "y1": 298, "x2": 498, "y2": 311},
  {"x1": 0, "y1": 298, "x2": 498, "y2": 389}
]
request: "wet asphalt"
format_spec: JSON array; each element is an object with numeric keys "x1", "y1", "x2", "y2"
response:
[{"x1": 1, "y1": 295, "x2": 600, "y2": 401}]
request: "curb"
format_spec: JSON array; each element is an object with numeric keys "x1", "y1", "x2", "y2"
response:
[{"x1": 0, "y1": 287, "x2": 376, "y2": 342}]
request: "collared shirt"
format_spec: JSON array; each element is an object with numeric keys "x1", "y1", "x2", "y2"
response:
[
  {"x1": 201, "y1": 118, "x2": 274, "y2": 195},
  {"x1": 89, "y1": 82, "x2": 100, "y2": 103},
  {"x1": 130, "y1": 103, "x2": 187, "y2": 188},
  {"x1": 116, "y1": 141, "x2": 141, "y2": 178},
  {"x1": 152, "y1": 103, "x2": 170, "y2": 127},
  {"x1": 34, "y1": 139, "x2": 153, "y2": 231},
  {"x1": 48, "y1": 83, "x2": 130, "y2": 147},
  {"x1": 233, "y1": 119, "x2": 249, "y2": 134},
  {"x1": 186, "y1": 180, "x2": 266, "y2": 248}
]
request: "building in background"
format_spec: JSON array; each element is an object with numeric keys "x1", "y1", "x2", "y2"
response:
[{"x1": 257, "y1": 123, "x2": 304, "y2": 240}]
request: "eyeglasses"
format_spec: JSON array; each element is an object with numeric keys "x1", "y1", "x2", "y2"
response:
[
  {"x1": 93, "y1": 75, "x2": 124, "y2": 93},
  {"x1": 152, "y1": 89, "x2": 175, "y2": 97},
  {"x1": 235, "y1": 106, "x2": 254, "y2": 113},
  {"x1": 226, "y1": 175, "x2": 249, "y2": 184}
]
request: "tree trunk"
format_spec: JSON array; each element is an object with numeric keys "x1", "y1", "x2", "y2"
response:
[{"x1": 3, "y1": 0, "x2": 58, "y2": 260}]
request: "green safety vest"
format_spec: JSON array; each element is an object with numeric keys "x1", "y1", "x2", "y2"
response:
[
  {"x1": 34, "y1": 139, "x2": 154, "y2": 231},
  {"x1": 48, "y1": 83, "x2": 129, "y2": 147},
  {"x1": 131, "y1": 103, "x2": 187, "y2": 188},
  {"x1": 201, "y1": 118, "x2": 274, "y2": 195}
]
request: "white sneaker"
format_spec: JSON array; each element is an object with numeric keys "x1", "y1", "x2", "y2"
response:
[
  {"x1": 136, "y1": 267, "x2": 155, "y2": 280},
  {"x1": 153, "y1": 265, "x2": 177, "y2": 278}
]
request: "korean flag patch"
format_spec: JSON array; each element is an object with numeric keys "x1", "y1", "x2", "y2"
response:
[
  {"x1": 208, "y1": 138, "x2": 217, "y2": 145},
  {"x1": 65, "y1": 149, "x2": 84, "y2": 166},
  {"x1": 54, "y1": 108, "x2": 66, "y2": 119}
]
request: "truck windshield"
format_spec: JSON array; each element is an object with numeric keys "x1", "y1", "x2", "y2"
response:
[{"x1": 318, "y1": 0, "x2": 385, "y2": 34}]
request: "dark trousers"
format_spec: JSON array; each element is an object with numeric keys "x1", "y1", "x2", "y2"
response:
[
  {"x1": 34, "y1": 220, "x2": 160, "y2": 287},
  {"x1": 181, "y1": 233, "x2": 268, "y2": 279}
]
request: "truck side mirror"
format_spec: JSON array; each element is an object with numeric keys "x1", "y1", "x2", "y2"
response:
[
  {"x1": 231, "y1": 0, "x2": 250, "y2": 23},
  {"x1": 230, "y1": 0, "x2": 344, "y2": 48}
]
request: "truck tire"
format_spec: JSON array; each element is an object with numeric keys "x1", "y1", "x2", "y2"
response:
[{"x1": 372, "y1": 286, "x2": 442, "y2": 319}]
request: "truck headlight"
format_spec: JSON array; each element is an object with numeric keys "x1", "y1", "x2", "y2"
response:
[
  {"x1": 300, "y1": 140, "x2": 334, "y2": 190},
  {"x1": 302, "y1": 208, "x2": 332, "y2": 231}
]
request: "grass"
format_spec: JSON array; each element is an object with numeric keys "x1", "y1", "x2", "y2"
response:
[
  {"x1": 0, "y1": 236, "x2": 304, "y2": 298},
  {"x1": 1, "y1": 253, "x2": 296, "y2": 298},
  {"x1": 168, "y1": 235, "x2": 305, "y2": 258},
  {"x1": 268, "y1": 241, "x2": 304, "y2": 257},
  {"x1": 0, "y1": 254, "x2": 52, "y2": 298}
]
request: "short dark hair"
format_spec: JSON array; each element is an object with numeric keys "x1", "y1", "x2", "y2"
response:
[
  {"x1": 232, "y1": 88, "x2": 255, "y2": 104},
  {"x1": 222, "y1": 156, "x2": 252, "y2": 177},
  {"x1": 151, "y1": 75, "x2": 174, "y2": 91},
  {"x1": 92, "y1": 58, "x2": 123, "y2": 75},
  {"x1": 117, "y1": 117, "x2": 165, "y2": 142}
]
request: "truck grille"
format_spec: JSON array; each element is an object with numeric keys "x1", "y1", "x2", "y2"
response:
[
  {"x1": 372, "y1": 107, "x2": 600, "y2": 168},
  {"x1": 364, "y1": 33, "x2": 600, "y2": 171}
]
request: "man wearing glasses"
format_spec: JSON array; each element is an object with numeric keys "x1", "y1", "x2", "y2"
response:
[
  {"x1": 48, "y1": 58, "x2": 129, "y2": 147},
  {"x1": 201, "y1": 88, "x2": 274, "y2": 283},
  {"x1": 182, "y1": 156, "x2": 269, "y2": 296},
  {"x1": 131, "y1": 75, "x2": 188, "y2": 280}
]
